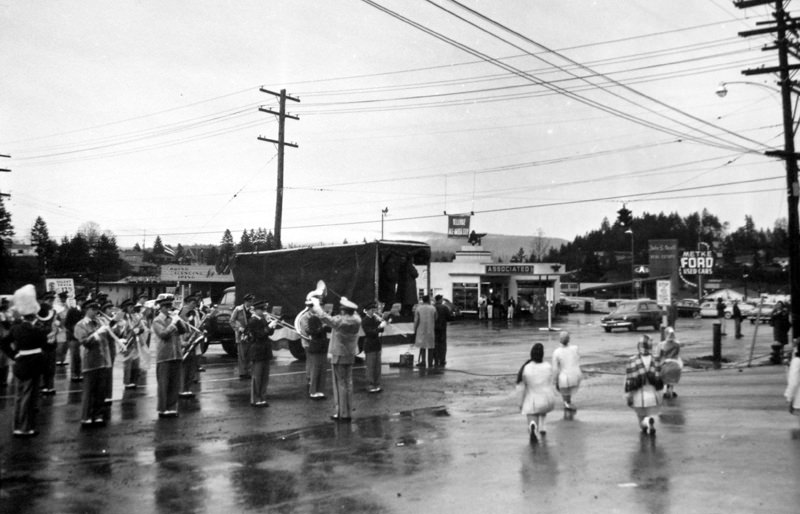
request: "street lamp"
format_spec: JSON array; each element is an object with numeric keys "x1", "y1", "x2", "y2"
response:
[
  {"x1": 381, "y1": 207, "x2": 389, "y2": 240},
  {"x1": 715, "y1": 80, "x2": 779, "y2": 98},
  {"x1": 625, "y1": 229, "x2": 634, "y2": 299}
]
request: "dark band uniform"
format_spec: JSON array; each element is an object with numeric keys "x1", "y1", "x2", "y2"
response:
[{"x1": 1, "y1": 317, "x2": 48, "y2": 435}]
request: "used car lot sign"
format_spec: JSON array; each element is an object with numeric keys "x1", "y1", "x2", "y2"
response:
[{"x1": 680, "y1": 251, "x2": 714, "y2": 275}]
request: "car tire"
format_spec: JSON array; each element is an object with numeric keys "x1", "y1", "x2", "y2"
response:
[
  {"x1": 288, "y1": 339, "x2": 307, "y2": 361},
  {"x1": 653, "y1": 321, "x2": 660, "y2": 331},
  {"x1": 221, "y1": 341, "x2": 237, "y2": 357},
  {"x1": 604, "y1": 327, "x2": 611, "y2": 333},
  {"x1": 724, "y1": 312, "x2": 732, "y2": 319},
  {"x1": 628, "y1": 321, "x2": 638, "y2": 332},
  {"x1": 693, "y1": 311, "x2": 701, "y2": 319}
]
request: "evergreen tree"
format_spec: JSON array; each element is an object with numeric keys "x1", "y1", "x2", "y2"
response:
[
  {"x1": 265, "y1": 230, "x2": 276, "y2": 250},
  {"x1": 133, "y1": 242, "x2": 142, "y2": 252},
  {"x1": 238, "y1": 229, "x2": 254, "y2": 253},
  {"x1": 152, "y1": 235, "x2": 165, "y2": 254},
  {"x1": 31, "y1": 216, "x2": 56, "y2": 275},
  {"x1": 0, "y1": 195, "x2": 14, "y2": 282},
  {"x1": 511, "y1": 247, "x2": 526, "y2": 263},
  {"x1": 93, "y1": 233, "x2": 121, "y2": 279}
]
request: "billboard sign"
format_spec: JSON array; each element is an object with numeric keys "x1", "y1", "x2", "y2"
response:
[{"x1": 160, "y1": 265, "x2": 234, "y2": 283}]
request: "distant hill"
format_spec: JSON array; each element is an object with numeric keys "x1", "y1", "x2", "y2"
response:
[{"x1": 391, "y1": 231, "x2": 569, "y2": 261}]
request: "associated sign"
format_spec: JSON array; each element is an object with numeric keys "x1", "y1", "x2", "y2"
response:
[
  {"x1": 447, "y1": 214, "x2": 471, "y2": 238},
  {"x1": 680, "y1": 251, "x2": 715, "y2": 275},
  {"x1": 160, "y1": 265, "x2": 234, "y2": 283},
  {"x1": 485, "y1": 264, "x2": 534, "y2": 274}
]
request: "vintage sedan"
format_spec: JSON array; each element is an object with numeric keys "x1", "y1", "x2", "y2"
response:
[
  {"x1": 675, "y1": 298, "x2": 701, "y2": 318},
  {"x1": 600, "y1": 299, "x2": 663, "y2": 332},
  {"x1": 748, "y1": 303, "x2": 776, "y2": 324}
]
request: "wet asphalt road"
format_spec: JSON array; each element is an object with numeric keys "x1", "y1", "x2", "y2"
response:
[{"x1": 1, "y1": 313, "x2": 799, "y2": 513}]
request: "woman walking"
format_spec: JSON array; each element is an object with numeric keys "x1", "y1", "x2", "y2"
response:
[
  {"x1": 552, "y1": 331, "x2": 583, "y2": 412},
  {"x1": 624, "y1": 335, "x2": 664, "y2": 436},
  {"x1": 517, "y1": 343, "x2": 556, "y2": 443},
  {"x1": 658, "y1": 327, "x2": 683, "y2": 399}
]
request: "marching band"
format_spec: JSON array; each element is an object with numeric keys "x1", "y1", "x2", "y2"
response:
[{"x1": 1, "y1": 279, "x2": 384, "y2": 436}]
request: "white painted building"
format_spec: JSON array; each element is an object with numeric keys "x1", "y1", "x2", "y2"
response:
[{"x1": 418, "y1": 245, "x2": 565, "y2": 319}]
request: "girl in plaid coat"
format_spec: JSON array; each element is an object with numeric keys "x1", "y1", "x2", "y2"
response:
[{"x1": 624, "y1": 335, "x2": 664, "y2": 436}]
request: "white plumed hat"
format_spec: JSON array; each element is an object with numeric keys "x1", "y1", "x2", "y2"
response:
[{"x1": 13, "y1": 284, "x2": 40, "y2": 316}]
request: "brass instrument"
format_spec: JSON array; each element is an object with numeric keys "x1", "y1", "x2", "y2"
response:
[
  {"x1": 94, "y1": 315, "x2": 126, "y2": 353},
  {"x1": 264, "y1": 311, "x2": 298, "y2": 332}
]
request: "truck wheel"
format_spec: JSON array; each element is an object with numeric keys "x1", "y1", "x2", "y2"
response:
[
  {"x1": 222, "y1": 341, "x2": 237, "y2": 357},
  {"x1": 288, "y1": 339, "x2": 307, "y2": 361}
]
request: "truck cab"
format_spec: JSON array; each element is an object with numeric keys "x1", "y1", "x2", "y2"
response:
[{"x1": 203, "y1": 286, "x2": 237, "y2": 356}]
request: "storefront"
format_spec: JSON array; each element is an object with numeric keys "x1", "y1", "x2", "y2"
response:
[{"x1": 422, "y1": 246, "x2": 565, "y2": 319}]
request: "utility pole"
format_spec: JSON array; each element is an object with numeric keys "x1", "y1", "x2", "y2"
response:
[
  {"x1": 258, "y1": 88, "x2": 299, "y2": 249},
  {"x1": 1, "y1": 153, "x2": 10, "y2": 198},
  {"x1": 736, "y1": 0, "x2": 800, "y2": 345}
]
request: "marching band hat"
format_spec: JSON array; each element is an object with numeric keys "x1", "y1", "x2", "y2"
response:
[
  {"x1": 363, "y1": 301, "x2": 377, "y2": 310},
  {"x1": 100, "y1": 302, "x2": 114, "y2": 311},
  {"x1": 252, "y1": 299, "x2": 268, "y2": 310},
  {"x1": 183, "y1": 295, "x2": 197, "y2": 304},
  {"x1": 340, "y1": 297, "x2": 357, "y2": 310},
  {"x1": 119, "y1": 298, "x2": 133, "y2": 309},
  {"x1": 41, "y1": 291, "x2": 56, "y2": 301},
  {"x1": 156, "y1": 298, "x2": 173, "y2": 308},
  {"x1": 75, "y1": 291, "x2": 87, "y2": 301},
  {"x1": 82, "y1": 300, "x2": 99, "y2": 311},
  {"x1": 13, "y1": 284, "x2": 40, "y2": 316},
  {"x1": 243, "y1": 293, "x2": 255, "y2": 301}
]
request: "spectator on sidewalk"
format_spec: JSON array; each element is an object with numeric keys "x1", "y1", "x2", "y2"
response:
[
  {"x1": 785, "y1": 342, "x2": 800, "y2": 427},
  {"x1": 413, "y1": 295, "x2": 436, "y2": 368},
  {"x1": 716, "y1": 298, "x2": 727, "y2": 336},
  {"x1": 770, "y1": 301, "x2": 791, "y2": 365},
  {"x1": 732, "y1": 300, "x2": 744, "y2": 339},
  {"x1": 624, "y1": 334, "x2": 664, "y2": 436}
]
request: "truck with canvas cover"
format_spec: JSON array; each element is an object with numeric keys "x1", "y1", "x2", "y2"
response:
[{"x1": 222, "y1": 240, "x2": 431, "y2": 360}]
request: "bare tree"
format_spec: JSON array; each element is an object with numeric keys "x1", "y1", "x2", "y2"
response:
[{"x1": 530, "y1": 228, "x2": 549, "y2": 262}]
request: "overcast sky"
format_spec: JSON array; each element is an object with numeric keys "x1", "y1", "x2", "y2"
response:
[{"x1": 0, "y1": 0, "x2": 789, "y2": 249}]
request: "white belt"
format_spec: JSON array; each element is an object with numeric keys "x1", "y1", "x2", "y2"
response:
[{"x1": 17, "y1": 348, "x2": 42, "y2": 356}]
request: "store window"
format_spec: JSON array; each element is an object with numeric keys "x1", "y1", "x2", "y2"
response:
[{"x1": 452, "y1": 282, "x2": 479, "y2": 311}]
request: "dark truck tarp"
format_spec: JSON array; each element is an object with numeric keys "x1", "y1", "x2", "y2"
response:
[{"x1": 233, "y1": 241, "x2": 430, "y2": 319}]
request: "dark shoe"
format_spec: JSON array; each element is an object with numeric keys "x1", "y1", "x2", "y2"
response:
[
  {"x1": 81, "y1": 419, "x2": 94, "y2": 426},
  {"x1": 125, "y1": 383, "x2": 137, "y2": 390},
  {"x1": 71, "y1": 377, "x2": 83, "y2": 383},
  {"x1": 239, "y1": 375, "x2": 251, "y2": 380},
  {"x1": 179, "y1": 392, "x2": 195, "y2": 398},
  {"x1": 340, "y1": 417, "x2": 352, "y2": 422},
  {"x1": 331, "y1": 415, "x2": 340, "y2": 421},
  {"x1": 197, "y1": 367, "x2": 206, "y2": 372},
  {"x1": 104, "y1": 398, "x2": 112, "y2": 405}
]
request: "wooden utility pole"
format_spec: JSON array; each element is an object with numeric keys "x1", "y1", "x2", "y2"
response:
[
  {"x1": 258, "y1": 88, "x2": 299, "y2": 249},
  {"x1": 736, "y1": 0, "x2": 800, "y2": 343},
  {"x1": 0, "y1": 153, "x2": 10, "y2": 198}
]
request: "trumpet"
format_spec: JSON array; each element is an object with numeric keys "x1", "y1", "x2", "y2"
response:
[
  {"x1": 264, "y1": 311, "x2": 298, "y2": 333},
  {"x1": 94, "y1": 316, "x2": 126, "y2": 353}
]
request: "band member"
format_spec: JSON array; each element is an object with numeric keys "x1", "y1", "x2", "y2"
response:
[
  {"x1": 248, "y1": 300, "x2": 278, "y2": 406},
  {"x1": 231, "y1": 293, "x2": 255, "y2": 378},
  {"x1": 37, "y1": 292, "x2": 59, "y2": 395},
  {"x1": 99, "y1": 302, "x2": 122, "y2": 406},
  {"x1": 73, "y1": 300, "x2": 111, "y2": 426},
  {"x1": 295, "y1": 290, "x2": 329, "y2": 399},
  {"x1": 178, "y1": 296, "x2": 201, "y2": 398},
  {"x1": 312, "y1": 296, "x2": 362, "y2": 422},
  {"x1": 361, "y1": 301, "x2": 386, "y2": 393},
  {"x1": 119, "y1": 299, "x2": 145, "y2": 389},
  {"x1": 0, "y1": 285, "x2": 48, "y2": 436},
  {"x1": 54, "y1": 290, "x2": 70, "y2": 366},
  {"x1": 0, "y1": 298, "x2": 12, "y2": 389},
  {"x1": 64, "y1": 293, "x2": 86, "y2": 382},
  {"x1": 152, "y1": 297, "x2": 185, "y2": 417}
]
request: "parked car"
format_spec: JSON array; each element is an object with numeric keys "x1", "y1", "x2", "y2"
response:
[
  {"x1": 675, "y1": 298, "x2": 701, "y2": 318},
  {"x1": 724, "y1": 301, "x2": 756, "y2": 319},
  {"x1": 600, "y1": 299, "x2": 663, "y2": 332},
  {"x1": 699, "y1": 301, "x2": 721, "y2": 318},
  {"x1": 748, "y1": 303, "x2": 776, "y2": 324}
]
